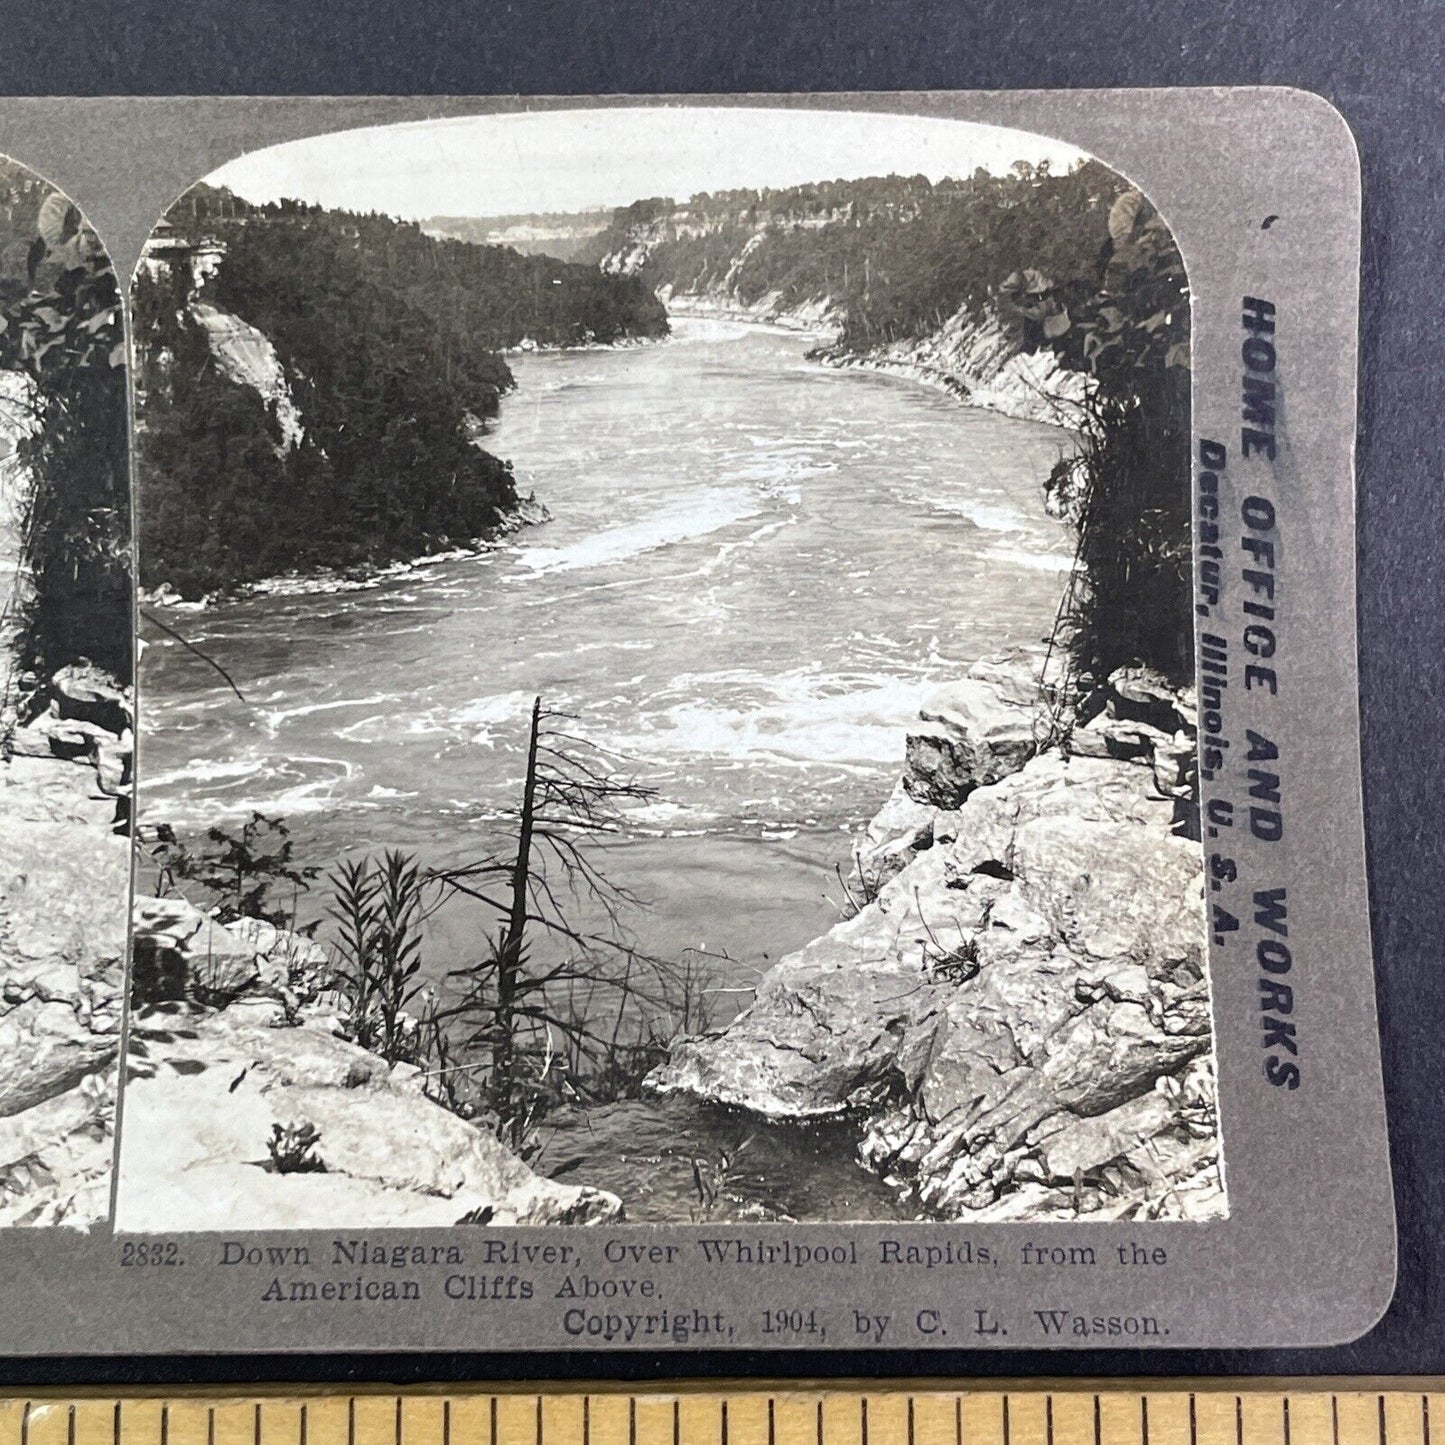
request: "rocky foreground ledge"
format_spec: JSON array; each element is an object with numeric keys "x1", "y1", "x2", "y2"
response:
[
  {"x1": 0, "y1": 663, "x2": 131, "y2": 1226},
  {"x1": 650, "y1": 647, "x2": 1224, "y2": 1222},
  {"x1": 118, "y1": 901, "x2": 622, "y2": 1230}
]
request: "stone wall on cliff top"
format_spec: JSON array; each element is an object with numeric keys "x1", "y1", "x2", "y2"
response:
[
  {"x1": 0, "y1": 664, "x2": 131, "y2": 1227},
  {"x1": 650, "y1": 648, "x2": 1224, "y2": 1222},
  {"x1": 117, "y1": 899, "x2": 622, "y2": 1230}
]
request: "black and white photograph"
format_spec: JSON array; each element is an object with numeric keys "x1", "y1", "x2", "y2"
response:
[
  {"x1": 116, "y1": 105, "x2": 1222, "y2": 1231},
  {"x1": 0, "y1": 155, "x2": 130, "y2": 1227}
]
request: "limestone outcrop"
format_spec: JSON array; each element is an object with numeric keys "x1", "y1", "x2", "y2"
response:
[
  {"x1": 118, "y1": 904, "x2": 623, "y2": 1230},
  {"x1": 0, "y1": 673, "x2": 130, "y2": 1227},
  {"x1": 814, "y1": 306, "x2": 1090, "y2": 429},
  {"x1": 650, "y1": 654, "x2": 1223, "y2": 1222}
]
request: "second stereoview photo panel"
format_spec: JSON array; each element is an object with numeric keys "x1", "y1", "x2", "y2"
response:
[
  {"x1": 112, "y1": 105, "x2": 1219, "y2": 1232},
  {"x1": 0, "y1": 153, "x2": 130, "y2": 1229}
]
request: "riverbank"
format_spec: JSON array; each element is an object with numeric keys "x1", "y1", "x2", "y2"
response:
[
  {"x1": 119, "y1": 899, "x2": 622, "y2": 1229},
  {"x1": 649, "y1": 647, "x2": 1223, "y2": 1222},
  {"x1": 140, "y1": 495, "x2": 552, "y2": 612},
  {"x1": 811, "y1": 305, "x2": 1090, "y2": 430},
  {"x1": 662, "y1": 290, "x2": 1086, "y2": 429}
]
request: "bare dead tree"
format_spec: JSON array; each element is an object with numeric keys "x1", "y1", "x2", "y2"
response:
[{"x1": 428, "y1": 694, "x2": 678, "y2": 1146}]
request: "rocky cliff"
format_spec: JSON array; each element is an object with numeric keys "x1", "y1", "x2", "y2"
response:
[
  {"x1": 650, "y1": 648, "x2": 1223, "y2": 1222},
  {"x1": 0, "y1": 663, "x2": 131, "y2": 1227},
  {"x1": 119, "y1": 899, "x2": 622, "y2": 1230},
  {"x1": 191, "y1": 301, "x2": 304, "y2": 448},
  {"x1": 812, "y1": 306, "x2": 1090, "y2": 428}
]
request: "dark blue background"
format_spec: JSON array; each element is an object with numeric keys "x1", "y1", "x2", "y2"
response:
[{"x1": 1, "y1": 0, "x2": 1441, "y2": 1384}]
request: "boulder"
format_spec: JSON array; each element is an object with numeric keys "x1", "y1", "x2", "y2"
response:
[
  {"x1": 49, "y1": 662, "x2": 131, "y2": 734},
  {"x1": 903, "y1": 647, "x2": 1059, "y2": 807},
  {"x1": 0, "y1": 763, "x2": 126, "y2": 1228},
  {"x1": 0, "y1": 1001, "x2": 118, "y2": 1116},
  {"x1": 1106, "y1": 665, "x2": 1188, "y2": 734},
  {"x1": 130, "y1": 897, "x2": 324, "y2": 1005},
  {"x1": 855, "y1": 778, "x2": 936, "y2": 885}
]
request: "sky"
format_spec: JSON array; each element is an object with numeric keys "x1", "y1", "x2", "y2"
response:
[{"x1": 207, "y1": 106, "x2": 1089, "y2": 221}]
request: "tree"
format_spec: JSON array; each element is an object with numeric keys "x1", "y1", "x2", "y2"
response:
[
  {"x1": 997, "y1": 187, "x2": 1193, "y2": 685},
  {"x1": 0, "y1": 173, "x2": 130, "y2": 699},
  {"x1": 429, "y1": 696, "x2": 670, "y2": 1146}
]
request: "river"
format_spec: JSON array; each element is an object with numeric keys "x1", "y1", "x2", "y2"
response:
[{"x1": 137, "y1": 316, "x2": 1075, "y2": 1220}]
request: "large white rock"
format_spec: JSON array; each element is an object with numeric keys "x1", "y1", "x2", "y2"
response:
[
  {"x1": 117, "y1": 1004, "x2": 621, "y2": 1230},
  {"x1": 651, "y1": 740, "x2": 1220, "y2": 1222},
  {"x1": 902, "y1": 645, "x2": 1061, "y2": 808},
  {"x1": 0, "y1": 758, "x2": 128, "y2": 1228}
]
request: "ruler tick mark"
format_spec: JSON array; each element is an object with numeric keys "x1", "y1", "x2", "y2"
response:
[
  {"x1": 21, "y1": 1400, "x2": 29, "y2": 1445},
  {"x1": 1284, "y1": 1398, "x2": 1291, "y2": 1445},
  {"x1": 629, "y1": 1399, "x2": 636, "y2": 1445},
  {"x1": 768, "y1": 1400, "x2": 775, "y2": 1445},
  {"x1": 1189, "y1": 1396, "x2": 1197, "y2": 1445},
  {"x1": 540, "y1": 1397, "x2": 546, "y2": 1445},
  {"x1": 1045, "y1": 1397, "x2": 1053, "y2": 1445},
  {"x1": 161, "y1": 1404, "x2": 170, "y2": 1445},
  {"x1": 1142, "y1": 1397, "x2": 1150, "y2": 1445},
  {"x1": 300, "y1": 1404, "x2": 308, "y2": 1445},
  {"x1": 1379, "y1": 1397, "x2": 1387, "y2": 1445},
  {"x1": 721, "y1": 1401, "x2": 729, "y2": 1445},
  {"x1": 1332, "y1": 1398, "x2": 1340, "y2": 1445},
  {"x1": 67, "y1": 1404, "x2": 76, "y2": 1445},
  {"x1": 817, "y1": 1401, "x2": 824, "y2": 1445},
  {"x1": 1235, "y1": 1398, "x2": 1244, "y2": 1445},
  {"x1": 1093, "y1": 1396, "x2": 1101, "y2": 1445},
  {"x1": 1001, "y1": 1397, "x2": 1009, "y2": 1445},
  {"x1": 1424, "y1": 1397, "x2": 1432, "y2": 1445},
  {"x1": 255, "y1": 1403, "x2": 262, "y2": 1445}
]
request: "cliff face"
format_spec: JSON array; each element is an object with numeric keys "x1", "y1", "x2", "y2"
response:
[
  {"x1": 0, "y1": 663, "x2": 131, "y2": 1227},
  {"x1": 190, "y1": 302, "x2": 303, "y2": 448},
  {"x1": 650, "y1": 649, "x2": 1223, "y2": 1223},
  {"x1": 813, "y1": 305, "x2": 1089, "y2": 428},
  {"x1": 119, "y1": 900, "x2": 622, "y2": 1230}
]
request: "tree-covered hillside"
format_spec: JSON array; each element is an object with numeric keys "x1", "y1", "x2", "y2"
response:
[
  {"x1": 135, "y1": 188, "x2": 668, "y2": 598},
  {"x1": 594, "y1": 162, "x2": 1132, "y2": 351}
]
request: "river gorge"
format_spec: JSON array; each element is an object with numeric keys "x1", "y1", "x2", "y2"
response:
[{"x1": 134, "y1": 315, "x2": 1082, "y2": 1221}]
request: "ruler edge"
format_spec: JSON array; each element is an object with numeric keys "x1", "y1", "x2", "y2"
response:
[{"x1": 1, "y1": 1380, "x2": 1443, "y2": 1401}]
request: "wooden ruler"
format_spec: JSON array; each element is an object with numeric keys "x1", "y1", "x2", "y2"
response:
[{"x1": 0, "y1": 1387, "x2": 1440, "y2": 1445}]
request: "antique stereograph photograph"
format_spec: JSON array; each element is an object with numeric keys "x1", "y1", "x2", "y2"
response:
[
  {"x1": 115, "y1": 106, "x2": 1221, "y2": 1232},
  {"x1": 0, "y1": 89, "x2": 1396, "y2": 1354},
  {"x1": 0, "y1": 156, "x2": 130, "y2": 1228}
]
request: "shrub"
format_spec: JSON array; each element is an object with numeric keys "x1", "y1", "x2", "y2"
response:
[{"x1": 266, "y1": 1121, "x2": 326, "y2": 1174}]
